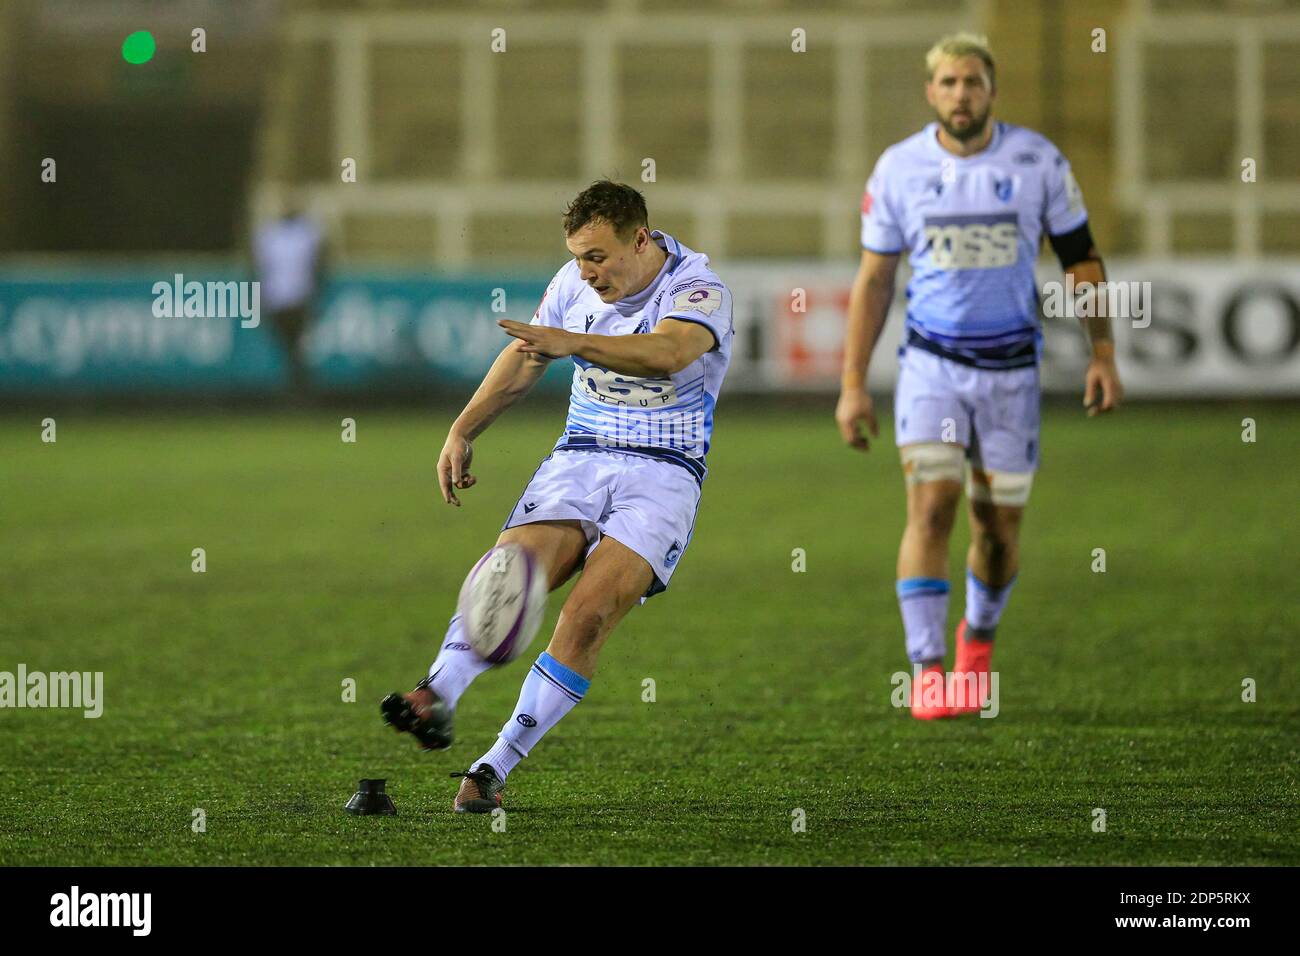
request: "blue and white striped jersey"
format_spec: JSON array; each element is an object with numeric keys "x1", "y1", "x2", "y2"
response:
[
  {"x1": 530, "y1": 229, "x2": 733, "y2": 483},
  {"x1": 860, "y1": 121, "x2": 1089, "y2": 369}
]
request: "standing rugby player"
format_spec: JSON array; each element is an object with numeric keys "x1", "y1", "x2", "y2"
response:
[
  {"x1": 835, "y1": 34, "x2": 1123, "y2": 718},
  {"x1": 382, "y1": 181, "x2": 733, "y2": 808}
]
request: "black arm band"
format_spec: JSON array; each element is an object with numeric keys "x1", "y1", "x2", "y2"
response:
[{"x1": 1048, "y1": 221, "x2": 1099, "y2": 270}]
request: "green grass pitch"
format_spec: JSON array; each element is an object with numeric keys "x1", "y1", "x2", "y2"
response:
[{"x1": 1, "y1": 403, "x2": 1296, "y2": 865}]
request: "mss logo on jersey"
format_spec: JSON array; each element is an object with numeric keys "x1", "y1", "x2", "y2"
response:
[{"x1": 922, "y1": 212, "x2": 1019, "y2": 270}]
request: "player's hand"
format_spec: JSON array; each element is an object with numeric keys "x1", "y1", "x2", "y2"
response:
[
  {"x1": 438, "y1": 432, "x2": 476, "y2": 507},
  {"x1": 1083, "y1": 346, "x2": 1124, "y2": 417},
  {"x1": 497, "y1": 319, "x2": 574, "y2": 360},
  {"x1": 836, "y1": 388, "x2": 879, "y2": 451}
]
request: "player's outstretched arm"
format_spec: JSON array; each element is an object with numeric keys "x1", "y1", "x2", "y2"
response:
[
  {"x1": 438, "y1": 341, "x2": 551, "y2": 507},
  {"x1": 837, "y1": 249, "x2": 900, "y2": 451},
  {"x1": 496, "y1": 317, "x2": 714, "y2": 377}
]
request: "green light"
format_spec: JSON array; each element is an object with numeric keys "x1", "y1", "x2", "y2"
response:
[{"x1": 122, "y1": 31, "x2": 156, "y2": 65}]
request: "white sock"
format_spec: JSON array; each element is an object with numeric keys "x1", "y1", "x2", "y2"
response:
[
  {"x1": 896, "y1": 577, "x2": 950, "y2": 663},
  {"x1": 474, "y1": 652, "x2": 589, "y2": 780},
  {"x1": 425, "y1": 613, "x2": 492, "y2": 710},
  {"x1": 964, "y1": 568, "x2": 1017, "y2": 634}
]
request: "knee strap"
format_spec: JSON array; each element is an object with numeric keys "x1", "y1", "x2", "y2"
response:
[
  {"x1": 967, "y1": 467, "x2": 1034, "y2": 507},
  {"x1": 900, "y1": 442, "x2": 965, "y2": 485}
]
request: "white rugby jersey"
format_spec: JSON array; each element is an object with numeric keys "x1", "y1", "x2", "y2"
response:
[
  {"x1": 860, "y1": 121, "x2": 1089, "y2": 369},
  {"x1": 530, "y1": 229, "x2": 733, "y2": 483},
  {"x1": 253, "y1": 215, "x2": 323, "y2": 310}
]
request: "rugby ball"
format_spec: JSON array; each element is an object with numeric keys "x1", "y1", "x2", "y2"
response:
[{"x1": 456, "y1": 543, "x2": 548, "y2": 665}]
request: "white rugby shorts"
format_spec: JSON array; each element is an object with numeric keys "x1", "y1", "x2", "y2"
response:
[
  {"x1": 894, "y1": 346, "x2": 1041, "y2": 474},
  {"x1": 502, "y1": 448, "x2": 702, "y2": 600}
]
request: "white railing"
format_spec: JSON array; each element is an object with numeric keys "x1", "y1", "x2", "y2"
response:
[
  {"x1": 1115, "y1": 0, "x2": 1300, "y2": 257},
  {"x1": 253, "y1": 3, "x2": 987, "y2": 267}
]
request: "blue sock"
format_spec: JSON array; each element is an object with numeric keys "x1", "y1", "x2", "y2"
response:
[
  {"x1": 896, "y1": 577, "x2": 950, "y2": 663},
  {"x1": 964, "y1": 568, "x2": 1017, "y2": 637}
]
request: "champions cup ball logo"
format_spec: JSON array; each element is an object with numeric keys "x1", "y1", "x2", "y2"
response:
[{"x1": 672, "y1": 285, "x2": 723, "y2": 316}]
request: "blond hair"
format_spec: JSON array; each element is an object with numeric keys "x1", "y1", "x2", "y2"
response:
[{"x1": 925, "y1": 32, "x2": 995, "y2": 88}]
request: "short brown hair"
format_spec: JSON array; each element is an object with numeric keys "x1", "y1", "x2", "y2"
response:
[{"x1": 563, "y1": 180, "x2": 648, "y2": 240}]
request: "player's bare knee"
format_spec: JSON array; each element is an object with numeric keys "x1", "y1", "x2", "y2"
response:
[
  {"x1": 908, "y1": 485, "x2": 961, "y2": 541},
  {"x1": 969, "y1": 500, "x2": 1022, "y2": 572},
  {"x1": 910, "y1": 503, "x2": 958, "y2": 542},
  {"x1": 901, "y1": 444, "x2": 963, "y2": 538},
  {"x1": 972, "y1": 526, "x2": 1016, "y2": 568},
  {"x1": 558, "y1": 599, "x2": 614, "y2": 648}
]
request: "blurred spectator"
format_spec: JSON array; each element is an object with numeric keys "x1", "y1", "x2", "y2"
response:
[{"x1": 253, "y1": 199, "x2": 326, "y2": 399}]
